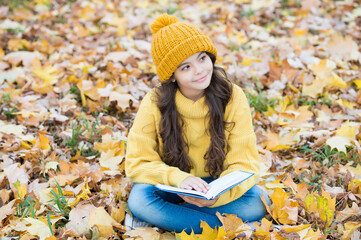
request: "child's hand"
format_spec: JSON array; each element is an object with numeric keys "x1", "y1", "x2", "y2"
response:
[
  {"x1": 178, "y1": 195, "x2": 219, "y2": 207},
  {"x1": 180, "y1": 176, "x2": 210, "y2": 193}
]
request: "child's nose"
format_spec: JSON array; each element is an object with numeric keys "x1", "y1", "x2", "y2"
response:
[{"x1": 194, "y1": 65, "x2": 203, "y2": 75}]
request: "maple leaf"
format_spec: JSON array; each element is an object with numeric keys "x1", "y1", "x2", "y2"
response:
[
  {"x1": 326, "y1": 136, "x2": 352, "y2": 153},
  {"x1": 253, "y1": 218, "x2": 273, "y2": 238},
  {"x1": 266, "y1": 188, "x2": 299, "y2": 225},
  {"x1": 326, "y1": 33, "x2": 360, "y2": 62},
  {"x1": 304, "y1": 190, "x2": 335, "y2": 228},
  {"x1": 303, "y1": 59, "x2": 347, "y2": 97},
  {"x1": 216, "y1": 212, "x2": 252, "y2": 238},
  {"x1": 264, "y1": 130, "x2": 297, "y2": 151},
  {"x1": 336, "y1": 121, "x2": 358, "y2": 139},
  {"x1": 31, "y1": 58, "x2": 58, "y2": 94}
]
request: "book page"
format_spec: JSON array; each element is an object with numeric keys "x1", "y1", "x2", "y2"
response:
[
  {"x1": 206, "y1": 171, "x2": 254, "y2": 198},
  {"x1": 156, "y1": 184, "x2": 208, "y2": 198}
]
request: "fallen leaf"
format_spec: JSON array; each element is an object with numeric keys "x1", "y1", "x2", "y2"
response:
[
  {"x1": 23, "y1": 218, "x2": 52, "y2": 240},
  {"x1": 0, "y1": 199, "x2": 15, "y2": 222},
  {"x1": 326, "y1": 136, "x2": 352, "y2": 153}
]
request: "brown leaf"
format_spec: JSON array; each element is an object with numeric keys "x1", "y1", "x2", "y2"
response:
[{"x1": 277, "y1": 229, "x2": 300, "y2": 240}]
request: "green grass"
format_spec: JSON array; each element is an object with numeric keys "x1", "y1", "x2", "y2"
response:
[
  {"x1": 244, "y1": 83, "x2": 279, "y2": 113},
  {"x1": 46, "y1": 181, "x2": 71, "y2": 230},
  {"x1": 299, "y1": 144, "x2": 360, "y2": 168},
  {"x1": 297, "y1": 94, "x2": 332, "y2": 107},
  {"x1": 68, "y1": 84, "x2": 82, "y2": 103},
  {"x1": 0, "y1": 0, "x2": 33, "y2": 10},
  {"x1": 297, "y1": 144, "x2": 360, "y2": 191},
  {"x1": 65, "y1": 114, "x2": 101, "y2": 157},
  {"x1": 0, "y1": 93, "x2": 18, "y2": 119}
]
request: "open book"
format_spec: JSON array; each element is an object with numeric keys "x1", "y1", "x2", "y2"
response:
[{"x1": 156, "y1": 171, "x2": 254, "y2": 200}]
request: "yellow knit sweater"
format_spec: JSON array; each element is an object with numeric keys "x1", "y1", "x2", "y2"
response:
[{"x1": 125, "y1": 83, "x2": 260, "y2": 207}]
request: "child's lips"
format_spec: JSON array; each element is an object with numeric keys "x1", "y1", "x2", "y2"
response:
[{"x1": 195, "y1": 74, "x2": 208, "y2": 82}]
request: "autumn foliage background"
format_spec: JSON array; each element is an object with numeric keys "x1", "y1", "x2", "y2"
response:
[{"x1": 0, "y1": 0, "x2": 361, "y2": 239}]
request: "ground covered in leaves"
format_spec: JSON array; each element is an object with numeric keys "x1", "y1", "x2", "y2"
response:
[{"x1": 0, "y1": 0, "x2": 361, "y2": 239}]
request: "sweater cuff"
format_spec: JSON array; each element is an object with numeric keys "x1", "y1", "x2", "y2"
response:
[{"x1": 168, "y1": 170, "x2": 192, "y2": 188}]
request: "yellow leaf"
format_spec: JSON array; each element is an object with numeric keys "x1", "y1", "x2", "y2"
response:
[
  {"x1": 327, "y1": 72, "x2": 347, "y2": 89},
  {"x1": 17, "y1": 183, "x2": 27, "y2": 199},
  {"x1": 317, "y1": 196, "x2": 334, "y2": 227},
  {"x1": 31, "y1": 59, "x2": 58, "y2": 94},
  {"x1": 35, "y1": 0, "x2": 51, "y2": 5},
  {"x1": 353, "y1": 79, "x2": 361, "y2": 89},
  {"x1": 23, "y1": 218, "x2": 52, "y2": 240},
  {"x1": 241, "y1": 58, "x2": 260, "y2": 66},
  {"x1": 197, "y1": 221, "x2": 218, "y2": 240},
  {"x1": 326, "y1": 136, "x2": 352, "y2": 153},
  {"x1": 32, "y1": 65, "x2": 57, "y2": 83},
  {"x1": 264, "y1": 130, "x2": 297, "y2": 151},
  {"x1": 98, "y1": 150, "x2": 123, "y2": 172},
  {"x1": 88, "y1": 207, "x2": 124, "y2": 237},
  {"x1": 216, "y1": 212, "x2": 252, "y2": 238},
  {"x1": 69, "y1": 183, "x2": 91, "y2": 206},
  {"x1": 304, "y1": 191, "x2": 335, "y2": 228},
  {"x1": 265, "y1": 180, "x2": 286, "y2": 189},
  {"x1": 310, "y1": 59, "x2": 335, "y2": 79},
  {"x1": 176, "y1": 230, "x2": 198, "y2": 240},
  {"x1": 302, "y1": 77, "x2": 327, "y2": 98},
  {"x1": 294, "y1": 28, "x2": 307, "y2": 37},
  {"x1": 94, "y1": 133, "x2": 124, "y2": 154},
  {"x1": 269, "y1": 188, "x2": 298, "y2": 225},
  {"x1": 336, "y1": 99, "x2": 354, "y2": 109},
  {"x1": 303, "y1": 227, "x2": 322, "y2": 240},
  {"x1": 8, "y1": 39, "x2": 30, "y2": 51},
  {"x1": 37, "y1": 133, "x2": 50, "y2": 151},
  {"x1": 336, "y1": 121, "x2": 357, "y2": 139},
  {"x1": 45, "y1": 237, "x2": 56, "y2": 240},
  {"x1": 111, "y1": 203, "x2": 125, "y2": 223},
  {"x1": 348, "y1": 179, "x2": 361, "y2": 194}
]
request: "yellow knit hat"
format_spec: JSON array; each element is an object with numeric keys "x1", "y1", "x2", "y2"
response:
[{"x1": 150, "y1": 14, "x2": 217, "y2": 82}]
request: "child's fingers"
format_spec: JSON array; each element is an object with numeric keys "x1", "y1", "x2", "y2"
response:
[
  {"x1": 188, "y1": 178, "x2": 209, "y2": 193},
  {"x1": 181, "y1": 176, "x2": 209, "y2": 192}
]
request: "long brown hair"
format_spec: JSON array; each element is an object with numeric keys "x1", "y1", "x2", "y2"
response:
[{"x1": 155, "y1": 53, "x2": 233, "y2": 178}]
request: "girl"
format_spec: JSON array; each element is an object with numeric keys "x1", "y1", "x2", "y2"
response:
[{"x1": 125, "y1": 13, "x2": 269, "y2": 234}]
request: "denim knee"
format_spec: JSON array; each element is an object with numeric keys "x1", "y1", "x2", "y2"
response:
[
  {"x1": 128, "y1": 183, "x2": 156, "y2": 220},
  {"x1": 250, "y1": 185, "x2": 269, "y2": 220}
]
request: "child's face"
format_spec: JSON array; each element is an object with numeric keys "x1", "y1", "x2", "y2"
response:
[{"x1": 173, "y1": 52, "x2": 213, "y2": 101}]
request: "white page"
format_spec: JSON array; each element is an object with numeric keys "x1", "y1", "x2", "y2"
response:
[
  {"x1": 207, "y1": 171, "x2": 253, "y2": 198},
  {"x1": 156, "y1": 184, "x2": 208, "y2": 198},
  {"x1": 157, "y1": 171, "x2": 253, "y2": 199}
]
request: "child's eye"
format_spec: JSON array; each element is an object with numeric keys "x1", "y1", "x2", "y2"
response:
[
  {"x1": 200, "y1": 55, "x2": 206, "y2": 61},
  {"x1": 182, "y1": 65, "x2": 190, "y2": 70}
]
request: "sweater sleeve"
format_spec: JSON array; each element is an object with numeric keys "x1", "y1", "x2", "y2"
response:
[
  {"x1": 125, "y1": 90, "x2": 192, "y2": 187},
  {"x1": 211, "y1": 85, "x2": 260, "y2": 207}
]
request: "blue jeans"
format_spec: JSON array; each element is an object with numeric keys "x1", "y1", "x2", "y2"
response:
[{"x1": 128, "y1": 179, "x2": 269, "y2": 234}]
